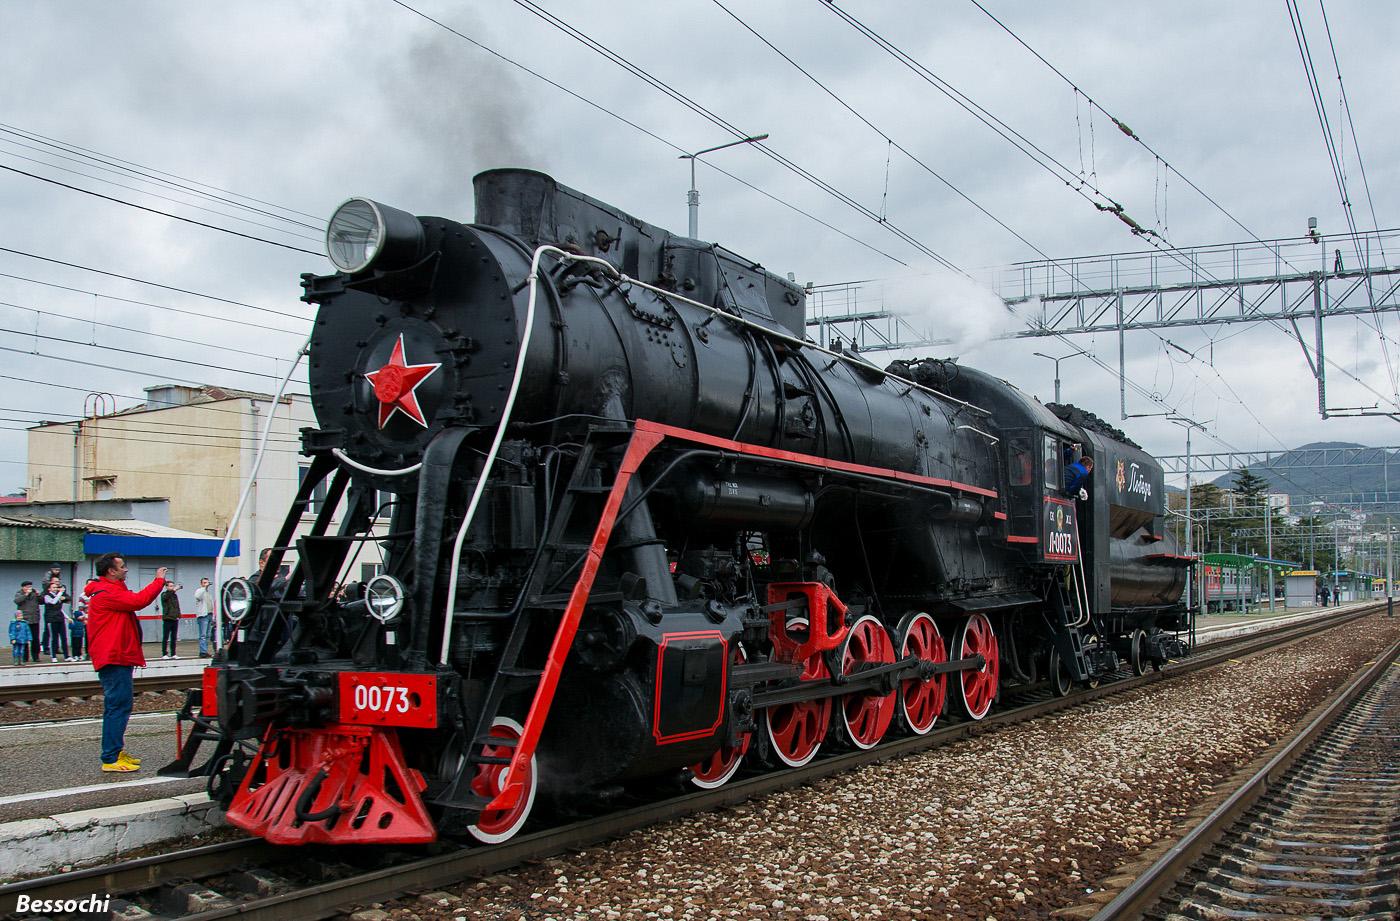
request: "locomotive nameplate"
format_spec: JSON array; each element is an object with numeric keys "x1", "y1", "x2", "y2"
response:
[
  {"x1": 338, "y1": 672, "x2": 438, "y2": 729},
  {"x1": 1042, "y1": 496, "x2": 1080, "y2": 563}
]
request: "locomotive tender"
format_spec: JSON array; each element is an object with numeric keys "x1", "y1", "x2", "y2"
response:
[{"x1": 164, "y1": 169, "x2": 1192, "y2": 845}]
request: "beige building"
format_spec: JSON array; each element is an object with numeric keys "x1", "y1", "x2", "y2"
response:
[{"x1": 26, "y1": 384, "x2": 379, "y2": 579}]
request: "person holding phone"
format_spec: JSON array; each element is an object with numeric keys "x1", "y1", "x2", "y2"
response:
[{"x1": 84, "y1": 553, "x2": 167, "y2": 772}]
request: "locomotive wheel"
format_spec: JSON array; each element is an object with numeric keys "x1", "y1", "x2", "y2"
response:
[
  {"x1": 689, "y1": 645, "x2": 752, "y2": 789},
  {"x1": 952, "y1": 613, "x2": 999, "y2": 720},
  {"x1": 835, "y1": 615, "x2": 897, "y2": 749},
  {"x1": 1128, "y1": 628, "x2": 1148, "y2": 677},
  {"x1": 1047, "y1": 647, "x2": 1073, "y2": 698},
  {"x1": 466, "y1": 717, "x2": 537, "y2": 844},
  {"x1": 764, "y1": 618, "x2": 832, "y2": 768},
  {"x1": 895, "y1": 611, "x2": 947, "y2": 735}
]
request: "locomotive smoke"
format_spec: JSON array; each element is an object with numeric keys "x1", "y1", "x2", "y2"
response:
[
  {"x1": 880, "y1": 264, "x2": 1022, "y2": 353},
  {"x1": 386, "y1": 29, "x2": 534, "y2": 207}
]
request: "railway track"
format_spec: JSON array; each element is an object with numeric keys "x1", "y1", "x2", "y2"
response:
[
  {"x1": 1091, "y1": 626, "x2": 1400, "y2": 920},
  {"x1": 0, "y1": 603, "x2": 1384, "y2": 921},
  {"x1": 0, "y1": 672, "x2": 198, "y2": 706}
]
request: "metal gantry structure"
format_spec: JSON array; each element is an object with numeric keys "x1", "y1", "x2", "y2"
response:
[
  {"x1": 807, "y1": 228, "x2": 1400, "y2": 420},
  {"x1": 1155, "y1": 443, "x2": 1400, "y2": 475}
]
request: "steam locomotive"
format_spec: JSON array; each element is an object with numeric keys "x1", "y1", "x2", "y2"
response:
[{"x1": 163, "y1": 169, "x2": 1192, "y2": 845}]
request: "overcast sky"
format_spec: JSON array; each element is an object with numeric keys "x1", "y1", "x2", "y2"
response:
[{"x1": 2, "y1": 0, "x2": 1397, "y2": 498}]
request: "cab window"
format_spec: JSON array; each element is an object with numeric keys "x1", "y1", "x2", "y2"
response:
[
  {"x1": 1043, "y1": 434, "x2": 1061, "y2": 490},
  {"x1": 1008, "y1": 437, "x2": 1033, "y2": 486}
]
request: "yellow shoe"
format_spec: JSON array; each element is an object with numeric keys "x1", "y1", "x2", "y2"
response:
[
  {"x1": 102, "y1": 760, "x2": 139, "y2": 772},
  {"x1": 118, "y1": 751, "x2": 141, "y2": 766}
]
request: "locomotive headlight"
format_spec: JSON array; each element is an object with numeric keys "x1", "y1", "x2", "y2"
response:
[
  {"x1": 221, "y1": 577, "x2": 258, "y2": 623},
  {"x1": 325, "y1": 198, "x2": 424, "y2": 274},
  {"x1": 365, "y1": 575, "x2": 406, "y2": 624}
]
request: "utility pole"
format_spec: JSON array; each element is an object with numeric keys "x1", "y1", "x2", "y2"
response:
[
  {"x1": 1333, "y1": 517, "x2": 1341, "y2": 602},
  {"x1": 1032, "y1": 349, "x2": 1087, "y2": 403},
  {"x1": 1388, "y1": 521, "x2": 1394, "y2": 616},
  {"x1": 680, "y1": 134, "x2": 768, "y2": 239},
  {"x1": 1171, "y1": 415, "x2": 1208, "y2": 616},
  {"x1": 1265, "y1": 498, "x2": 1274, "y2": 611}
]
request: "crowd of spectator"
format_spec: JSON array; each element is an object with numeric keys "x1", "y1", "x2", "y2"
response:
[{"x1": 10, "y1": 565, "x2": 88, "y2": 665}]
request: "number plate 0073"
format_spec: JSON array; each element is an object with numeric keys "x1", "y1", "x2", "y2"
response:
[{"x1": 337, "y1": 673, "x2": 438, "y2": 728}]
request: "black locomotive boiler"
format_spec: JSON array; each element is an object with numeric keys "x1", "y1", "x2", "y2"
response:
[{"x1": 164, "y1": 169, "x2": 1192, "y2": 845}]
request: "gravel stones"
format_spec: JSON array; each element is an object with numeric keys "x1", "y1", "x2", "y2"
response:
[{"x1": 362, "y1": 615, "x2": 1400, "y2": 920}]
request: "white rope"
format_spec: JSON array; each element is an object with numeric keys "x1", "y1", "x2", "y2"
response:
[
  {"x1": 331, "y1": 448, "x2": 422, "y2": 476},
  {"x1": 435, "y1": 244, "x2": 554, "y2": 664},
  {"x1": 212, "y1": 337, "x2": 311, "y2": 649}
]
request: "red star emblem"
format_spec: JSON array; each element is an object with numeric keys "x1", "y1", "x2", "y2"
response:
[{"x1": 364, "y1": 334, "x2": 441, "y2": 429}]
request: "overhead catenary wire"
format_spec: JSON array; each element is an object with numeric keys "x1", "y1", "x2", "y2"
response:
[
  {"x1": 0, "y1": 145, "x2": 323, "y2": 243},
  {"x1": 502, "y1": 0, "x2": 963, "y2": 271},
  {"x1": 0, "y1": 163, "x2": 323, "y2": 257},
  {"x1": 0, "y1": 269, "x2": 309, "y2": 336},
  {"x1": 0, "y1": 246, "x2": 313, "y2": 327},
  {"x1": 0, "y1": 122, "x2": 323, "y2": 224},
  {"x1": 710, "y1": 0, "x2": 1268, "y2": 440},
  {"x1": 384, "y1": 0, "x2": 908, "y2": 266}
]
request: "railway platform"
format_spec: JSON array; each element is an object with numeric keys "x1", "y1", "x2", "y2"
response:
[{"x1": 0, "y1": 639, "x2": 208, "y2": 690}]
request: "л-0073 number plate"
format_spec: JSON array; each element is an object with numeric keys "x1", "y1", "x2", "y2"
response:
[{"x1": 337, "y1": 672, "x2": 438, "y2": 728}]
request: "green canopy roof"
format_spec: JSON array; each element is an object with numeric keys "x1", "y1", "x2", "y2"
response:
[{"x1": 1202, "y1": 552, "x2": 1300, "y2": 570}]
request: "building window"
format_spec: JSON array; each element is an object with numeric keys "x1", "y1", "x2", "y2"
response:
[
  {"x1": 298, "y1": 465, "x2": 329, "y2": 516},
  {"x1": 361, "y1": 562, "x2": 383, "y2": 583},
  {"x1": 92, "y1": 476, "x2": 116, "y2": 501}
]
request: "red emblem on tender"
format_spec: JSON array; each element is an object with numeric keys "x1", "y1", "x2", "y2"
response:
[{"x1": 364, "y1": 334, "x2": 441, "y2": 429}]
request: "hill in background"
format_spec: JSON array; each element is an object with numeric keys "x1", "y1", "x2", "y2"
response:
[{"x1": 1211, "y1": 442, "x2": 1400, "y2": 506}]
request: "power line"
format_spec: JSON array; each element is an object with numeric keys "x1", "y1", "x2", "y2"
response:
[
  {"x1": 0, "y1": 372, "x2": 306, "y2": 429},
  {"x1": 384, "y1": 0, "x2": 908, "y2": 266},
  {"x1": 708, "y1": 0, "x2": 1074, "y2": 275},
  {"x1": 504, "y1": 0, "x2": 962, "y2": 270},
  {"x1": 0, "y1": 324, "x2": 299, "y2": 384},
  {"x1": 0, "y1": 144, "x2": 322, "y2": 243},
  {"x1": 0, "y1": 122, "x2": 323, "y2": 223},
  {"x1": 0, "y1": 269, "x2": 307, "y2": 336},
  {"x1": 0, "y1": 247, "x2": 313, "y2": 326},
  {"x1": 819, "y1": 1, "x2": 1140, "y2": 231},
  {"x1": 0, "y1": 298, "x2": 295, "y2": 365},
  {"x1": 0, "y1": 163, "x2": 323, "y2": 257}
]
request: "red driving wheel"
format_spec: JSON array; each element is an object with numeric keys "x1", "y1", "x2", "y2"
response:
[
  {"x1": 896, "y1": 611, "x2": 947, "y2": 735},
  {"x1": 952, "y1": 612, "x2": 999, "y2": 721},
  {"x1": 837, "y1": 615, "x2": 897, "y2": 749}
]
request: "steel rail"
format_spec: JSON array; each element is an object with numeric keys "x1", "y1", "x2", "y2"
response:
[
  {"x1": 0, "y1": 603, "x2": 1381, "y2": 919},
  {"x1": 1088, "y1": 629, "x2": 1400, "y2": 921},
  {"x1": 0, "y1": 672, "x2": 199, "y2": 706}
]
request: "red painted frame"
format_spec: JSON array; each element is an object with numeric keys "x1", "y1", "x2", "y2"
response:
[{"x1": 481, "y1": 419, "x2": 1001, "y2": 815}]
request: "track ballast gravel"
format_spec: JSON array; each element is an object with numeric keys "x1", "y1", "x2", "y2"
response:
[{"x1": 348, "y1": 614, "x2": 1400, "y2": 921}]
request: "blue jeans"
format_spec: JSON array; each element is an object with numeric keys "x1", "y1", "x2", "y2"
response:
[
  {"x1": 196, "y1": 614, "x2": 211, "y2": 656},
  {"x1": 98, "y1": 665, "x2": 134, "y2": 764}
]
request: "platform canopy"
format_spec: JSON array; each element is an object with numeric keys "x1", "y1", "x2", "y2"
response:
[{"x1": 1202, "y1": 552, "x2": 1300, "y2": 571}]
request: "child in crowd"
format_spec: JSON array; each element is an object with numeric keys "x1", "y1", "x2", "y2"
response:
[
  {"x1": 70, "y1": 595, "x2": 88, "y2": 660},
  {"x1": 9, "y1": 612, "x2": 28, "y2": 665}
]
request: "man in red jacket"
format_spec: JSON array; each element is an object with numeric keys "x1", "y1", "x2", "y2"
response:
[{"x1": 85, "y1": 552, "x2": 167, "y2": 772}]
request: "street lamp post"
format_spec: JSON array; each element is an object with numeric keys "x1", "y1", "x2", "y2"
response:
[
  {"x1": 1032, "y1": 349, "x2": 1087, "y2": 403},
  {"x1": 680, "y1": 134, "x2": 768, "y2": 239},
  {"x1": 1170, "y1": 415, "x2": 1209, "y2": 616}
]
